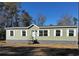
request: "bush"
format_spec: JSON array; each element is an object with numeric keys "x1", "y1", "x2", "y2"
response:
[{"x1": 0, "y1": 28, "x2": 6, "y2": 39}]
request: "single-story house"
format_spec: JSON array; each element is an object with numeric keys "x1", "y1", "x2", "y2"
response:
[{"x1": 5, "y1": 24, "x2": 78, "y2": 46}]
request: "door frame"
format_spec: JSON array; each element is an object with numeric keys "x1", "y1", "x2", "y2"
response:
[{"x1": 31, "y1": 30, "x2": 37, "y2": 40}]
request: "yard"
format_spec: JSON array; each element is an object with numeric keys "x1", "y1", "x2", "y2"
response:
[
  {"x1": 0, "y1": 47, "x2": 79, "y2": 56},
  {"x1": 0, "y1": 40, "x2": 79, "y2": 56},
  {"x1": 0, "y1": 40, "x2": 78, "y2": 49}
]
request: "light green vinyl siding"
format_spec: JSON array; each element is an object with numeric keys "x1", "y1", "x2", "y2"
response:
[{"x1": 6, "y1": 25, "x2": 78, "y2": 41}]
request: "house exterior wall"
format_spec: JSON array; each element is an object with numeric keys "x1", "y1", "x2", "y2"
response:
[
  {"x1": 6, "y1": 25, "x2": 39, "y2": 40},
  {"x1": 37, "y1": 28, "x2": 78, "y2": 41},
  {"x1": 6, "y1": 29, "x2": 30, "y2": 40},
  {"x1": 6, "y1": 25, "x2": 78, "y2": 45}
]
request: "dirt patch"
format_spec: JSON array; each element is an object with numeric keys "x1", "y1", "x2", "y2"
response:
[
  {"x1": 29, "y1": 48, "x2": 47, "y2": 56},
  {"x1": 0, "y1": 47, "x2": 79, "y2": 56}
]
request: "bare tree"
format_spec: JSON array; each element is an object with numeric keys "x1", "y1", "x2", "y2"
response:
[
  {"x1": 0, "y1": 2, "x2": 21, "y2": 39},
  {"x1": 0, "y1": 2, "x2": 21, "y2": 27},
  {"x1": 72, "y1": 17, "x2": 78, "y2": 26},
  {"x1": 4, "y1": 2, "x2": 21, "y2": 27},
  {"x1": 57, "y1": 15, "x2": 74, "y2": 26},
  {"x1": 37, "y1": 14, "x2": 46, "y2": 26},
  {"x1": 21, "y1": 10, "x2": 32, "y2": 26}
]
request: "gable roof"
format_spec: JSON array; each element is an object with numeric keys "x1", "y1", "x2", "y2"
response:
[
  {"x1": 5, "y1": 24, "x2": 78, "y2": 30},
  {"x1": 5, "y1": 24, "x2": 39, "y2": 30},
  {"x1": 28, "y1": 24, "x2": 39, "y2": 29},
  {"x1": 39, "y1": 26, "x2": 78, "y2": 29}
]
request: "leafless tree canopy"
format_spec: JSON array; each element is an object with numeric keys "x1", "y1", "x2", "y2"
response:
[
  {"x1": 57, "y1": 15, "x2": 77, "y2": 26},
  {"x1": 37, "y1": 14, "x2": 46, "y2": 26},
  {"x1": 21, "y1": 10, "x2": 32, "y2": 26},
  {"x1": 0, "y1": 2, "x2": 32, "y2": 27}
]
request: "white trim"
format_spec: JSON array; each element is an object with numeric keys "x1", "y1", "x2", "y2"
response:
[
  {"x1": 5, "y1": 26, "x2": 77, "y2": 30},
  {"x1": 21, "y1": 30, "x2": 27, "y2": 36},
  {"x1": 67, "y1": 29, "x2": 69, "y2": 37},
  {"x1": 38, "y1": 29, "x2": 49, "y2": 36},
  {"x1": 8, "y1": 30, "x2": 10, "y2": 36},
  {"x1": 21, "y1": 30, "x2": 22, "y2": 36},
  {"x1": 26, "y1": 30, "x2": 27, "y2": 36},
  {"x1": 74, "y1": 29, "x2": 76, "y2": 36},
  {"x1": 48, "y1": 30, "x2": 50, "y2": 36},
  {"x1": 54, "y1": 29, "x2": 62, "y2": 37},
  {"x1": 14, "y1": 30, "x2": 15, "y2": 36},
  {"x1": 54, "y1": 29, "x2": 56, "y2": 36},
  {"x1": 37, "y1": 30, "x2": 39, "y2": 36},
  {"x1": 27, "y1": 24, "x2": 39, "y2": 29},
  {"x1": 67, "y1": 29, "x2": 76, "y2": 37},
  {"x1": 60, "y1": 29, "x2": 63, "y2": 36},
  {"x1": 9, "y1": 30, "x2": 15, "y2": 36},
  {"x1": 38, "y1": 30, "x2": 43, "y2": 36}
]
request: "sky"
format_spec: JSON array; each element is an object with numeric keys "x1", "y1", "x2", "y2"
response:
[{"x1": 21, "y1": 2, "x2": 78, "y2": 25}]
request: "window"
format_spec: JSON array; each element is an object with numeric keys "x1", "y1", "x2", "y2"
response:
[
  {"x1": 22, "y1": 30, "x2": 26, "y2": 36},
  {"x1": 44, "y1": 30, "x2": 48, "y2": 36},
  {"x1": 10, "y1": 31, "x2": 14, "y2": 36},
  {"x1": 56, "y1": 30, "x2": 60, "y2": 36},
  {"x1": 39, "y1": 30, "x2": 48, "y2": 36},
  {"x1": 54, "y1": 29, "x2": 62, "y2": 36},
  {"x1": 39, "y1": 30, "x2": 43, "y2": 36},
  {"x1": 69, "y1": 30, "x2": 74, "y2": 36}
]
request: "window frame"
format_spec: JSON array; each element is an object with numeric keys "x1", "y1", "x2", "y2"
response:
[
  {"x1": 56, "y1": 30, "x2": 61, "y2": 36},
  {"x1": 9, "y1": 30, "x2": 15, "y2": 36},
  {"x1": 38, "y1": 30, "x2": 49, "y2": 36},
  {"x1": 44, "y1": 30, "x2": 48, "y2": 36},
  {"x1": 39, "y1": 30, "x2": 43, "y2": 36},
  {"x1": 54, "y1": 29, "x2": 62, "y2": 37},
  {"x1": 69, "y1": 30, "x2": 74, "y2": 36},
  {"x1": 67, "y1": 29, "x2": 76, "y2": 37},
  {"x1": 21, "y1": 30, "x2": 27, "y2": 36}
]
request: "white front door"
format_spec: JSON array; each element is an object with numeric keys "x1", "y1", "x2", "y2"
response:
[{"x1": 32, "y1": 30, "x2": 37, "y2": 40}]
